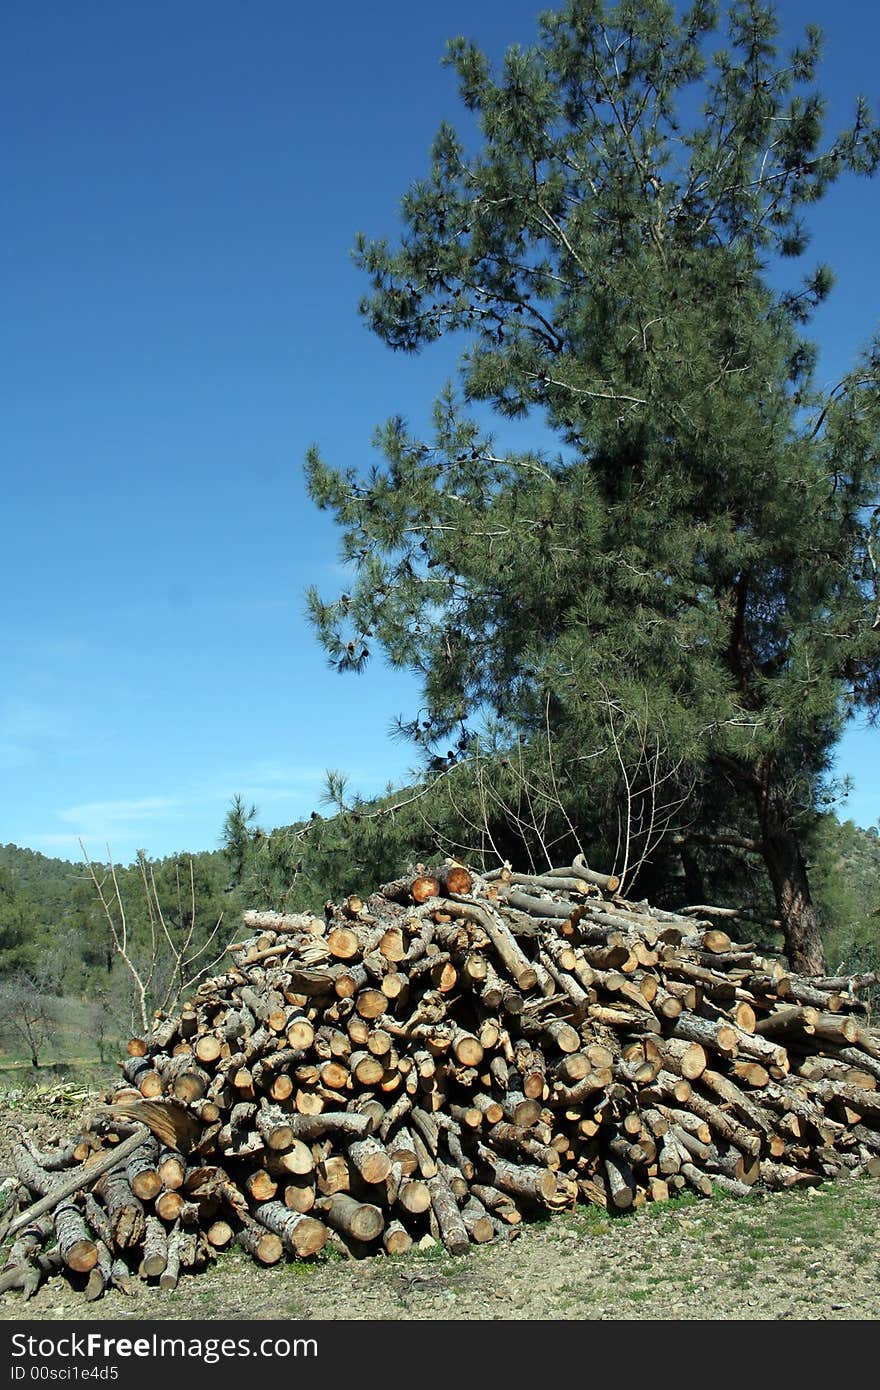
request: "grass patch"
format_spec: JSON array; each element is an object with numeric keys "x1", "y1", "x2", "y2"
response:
[{"x1": 410, "y1": 1239, "x2": 446, "y2": 1261}]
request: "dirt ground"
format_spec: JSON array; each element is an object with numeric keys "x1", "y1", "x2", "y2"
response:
[{"x1": 3, "y1": 1088, "x2": 879, "y2": 1323}]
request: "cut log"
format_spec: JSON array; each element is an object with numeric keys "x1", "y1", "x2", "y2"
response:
[
  {"x1": 603, "y1": 1155, "x2": 636, "y2": 1210},
  {"x1": 236, "y1": 1223, "x2": 284, "y2": 1265},
  {"x1": 53, "y1": 1201, "x2": 99, "y2": 1274},
  {"x1": 318, "y1": 1192, "x2": 384, "y2": 1242},
  {"x1": 347, "y1": 1137, "x2": 392, "y2": 1185},
  {"x1": 475, "y1": 1146, "x2": 557, "y2": 1205},
  {"x1": 126, "y1": 1141, "x2": 162, "y2": 1202},
  {"x1": 382, "y1": 1219, "x2": 413, "y2": 1255},
  {"x1": 139, "y1": 1216, "x2": 168, "y2": 1278},
  {"x1": 91, "y1": 1171, "x2": 145, "y2": 1250},
  {"x1": 427, "y1": 1172, "x2": 470, "y2": 1255},
  {"x1": 254, "y1": 1201, "x2": 328, "y2": 1257}
]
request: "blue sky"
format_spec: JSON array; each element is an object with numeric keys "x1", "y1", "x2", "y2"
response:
[{"x1": 2, "y1": 0, "x2": 878, "y2": 866}]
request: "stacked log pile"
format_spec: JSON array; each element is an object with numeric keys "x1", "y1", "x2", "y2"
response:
[{"x1": 3, "y1": 856, "x2": 880, "y2": 1299}]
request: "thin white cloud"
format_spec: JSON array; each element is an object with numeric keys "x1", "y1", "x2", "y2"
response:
[
  {"x1": 58, "y1": 796, "x2": 180, "y2": 825},
  {"x1": 23, "y1": 833, "x2": 84, "y2": 850},
  {"x1": 52, "y1": 797, "x2": 184, "y2": 864},
  {"x1": 19, "y1": 759, "x2": 403, "y2": 866}
]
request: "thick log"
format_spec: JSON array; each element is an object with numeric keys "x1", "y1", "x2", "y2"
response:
[
  {"x1": 154, "y1": 1190, "x2": 199, "y2": 1224},
  {"x1": 386, "y1": 1126, "x2": 420, "y2": 1177},
  {"x1": 729, "y1": 1059, "x2": 771, "y2": 1088},
  {"x1": 396, "y1": 1178, "x2": 432, "y2": 1216},
  {"x1": 318, "y1": 1192, "x2": 384, "y2": 1242},
  {"x1": 283, "y1": 1178, "x2": 317, "y2": 1212},
  {"x1": 451, "y1": 1027, "x2": 485, "y2": 1068},
  {"x1": 93, "y1": 1170, "x2": 146, "y2": 1249},
  {"x1": 206, "y1": 1220, "x2": 235, "y2": 1248},
  {"x1": 157, "y1": 1147, "x2": 186, "y2": 1191},
  {"x1": 475, "y1": 1145, "x2": 557, "y2": 1205},
  {"x1": 347, "y1": 1137, "x2": 392, "y2": 1185},
  {"x1": 379, "y1": 872, "x2": 440, "y2": 905},
  {"x1": 439, "y1": 863, "x2": 474, "y2": 897},
  {"x1": 160, "y1": 1054, "x2": 210, "y2": 1104},
  {"x1": 126, "y1": 1140, "x2": 162, "y2": 1202},
  {"x1": 754, "y1": 1004, "x2": 818, "y2": 1038},
  {"x1": 381, "y1": 1219, "x2": 412, "y2": 1255},
  {"x1": 658, "y1": 1038, "x2": 708, "y2": 1080},
  {"x1": 236, "y1": 1223, "x2": 284, "y2": 1265},
  {"x1": 254, "y1": 1201, "x2": 328, "y2": 1257},
  {"x1": 242, "y1": 910, "x2": 325, "y2": 935},
  {"x1": 265, "y1": 1140, "x2": 315, "y2": 1177},
  {"x1": 53, "y1": 1201, "x2": 99, "y2": 1274},
  {"x1": 245, "y1": 1169, "x2": 279, "y2": 1204},
  {"x1": 459, "y1": 1195, "x2": 496, "y2": 1244},
  {"x1": 500, "y1": 1091, "x2": 543, "y2": 1129},
  {"x1": 670, "y1": 1013, "x2": 739, "y2": 1058},
  {"x1": 286, "y1": 1111, "x2": 372, "y2": 1143},
  {"x1": 255, "y1": 1105, "x2": 296, "y2": 1151}
]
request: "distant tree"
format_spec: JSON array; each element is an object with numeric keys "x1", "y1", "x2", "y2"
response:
[
  {"x1": 87, "y1": 987, "x2": 125, "y2": 1066},
  {"x1": 0, "y1": 967, "x2": 61, "y2": 1069},
  {"x1": 306, "y1": 0, "x2": 880, "y2": 973}
]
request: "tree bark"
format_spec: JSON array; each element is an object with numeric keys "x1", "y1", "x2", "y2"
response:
[{"x1": 759, "y1": 806, "x2": 827, "y2": 977}]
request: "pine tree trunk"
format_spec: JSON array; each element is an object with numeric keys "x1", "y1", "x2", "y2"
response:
[
  {"x1": 678, "y1": 844, "x2": 706, "y2": 905},
  {"x1": 759, "y1": 813, "x2": 827, "y2": 977}
]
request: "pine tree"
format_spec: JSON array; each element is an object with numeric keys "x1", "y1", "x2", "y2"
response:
[{"x1": 305, "y1": 0, "x2": 880, "y2": 974}]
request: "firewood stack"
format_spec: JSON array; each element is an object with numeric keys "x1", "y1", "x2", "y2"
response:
[{"x1": 4, "y1": 856, "x2": 880, "y2": 1300}]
